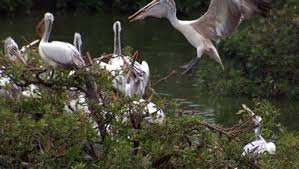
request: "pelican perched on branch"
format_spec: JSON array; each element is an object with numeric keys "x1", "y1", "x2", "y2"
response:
[
  {"x1": 129, "y1": 0, "x2": 272, "y2": 74},
  {"x1": 2, "y1": 38, "x2": 40, "y2": 98},
  {"x1": 241, "y1": 105, "x2": 276, "y2": 156},
  {"x1": 99, "y1": 21, "x2": 150, "y2": 97},
  {"x1": 38, "y1": 13, "x2": 86, "y2": 69},
  {"x1": 4, "y1": 37, "x2": 28, "y2": 65}
]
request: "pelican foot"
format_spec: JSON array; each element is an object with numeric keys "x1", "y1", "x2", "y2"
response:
[
  {"x1": 49, "y1": 70, "x2": 55, "y2": 80},
  {"x1": 180, "y1": 57, "x2": 199, "y2": 75}
]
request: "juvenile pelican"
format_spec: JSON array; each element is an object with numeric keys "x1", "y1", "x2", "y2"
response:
[
  {"x1": 4, "y1": 37, "x2": 27, "y2": 65},
  {"x1": 129, "y1": 0, "x2": 272, "y2": 74},
  {"x1": 242, "y1": 135, "x2": 276, "y2": 156},
  {"x1": 2, "y1": 38, "x2": 40, "y2": 98},
  {"x1": 99, "y1": 21, "x2": 150, "y2": 97},
  {"x1": 38, "y1": 13, "x2": 86, "y2": 69}
]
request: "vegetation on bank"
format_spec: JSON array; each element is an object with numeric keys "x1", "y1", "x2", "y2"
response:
[
  {"x1": 196, "y1": 1, "x2": 299, "y2": 99},
  {"x1": 0, "y1": 42, "x2": 298, "y2": 168}
]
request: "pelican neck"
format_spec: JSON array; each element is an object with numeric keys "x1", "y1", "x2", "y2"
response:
[
  {"x1": 167, "y1": 12, "x2": 181, "y2": 29},
  {"x1": 42, "y1": 20, "x2": 52, "y2": 42},
  {"x1": 113, "y1": 29, "x2": 122, "y2": 56}
]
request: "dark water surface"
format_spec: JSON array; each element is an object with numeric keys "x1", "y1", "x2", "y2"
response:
[{"x1": 0, "y1": 13, "x2": 298, "y2": 129}]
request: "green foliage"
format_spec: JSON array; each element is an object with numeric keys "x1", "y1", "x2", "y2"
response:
[
  {"x1": 196, "y1": 3, "x2": 299, "y2": 99},
  {"x1": 0, "y1": 47, "x2": 298, "y2": 168},
  {"x1": 0, "y1": 100, "x2": 97, "y2": 168}
]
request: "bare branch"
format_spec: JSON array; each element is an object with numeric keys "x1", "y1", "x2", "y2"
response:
[{"x1": 152, "y1": 70, "x2": 177, "y2": 87}]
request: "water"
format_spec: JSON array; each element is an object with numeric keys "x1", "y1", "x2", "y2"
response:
[{"x1": 0, "y1": 13, "x2": 298, "y2": 129}]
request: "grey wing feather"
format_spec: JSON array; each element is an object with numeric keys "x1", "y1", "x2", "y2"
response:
[{"x1": 192, "y1": 0, "x2": 271, "y2": 41}]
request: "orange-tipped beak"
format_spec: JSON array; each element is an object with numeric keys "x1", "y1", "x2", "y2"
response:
[
  {"x1": 128, "y1": 0, "x2": 162, "y2": 22},
  {"x1": 132, "y1": 51, "x2": 139, "y2": 61}
]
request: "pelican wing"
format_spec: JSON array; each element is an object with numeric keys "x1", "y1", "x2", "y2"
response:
[
  {"x1": 41, "y1": 41, "x2": 85, "y2": 68},
  {"x1": 243, "y1": 139, "x2": 267, "y2": 155},
  {"x1": 191, "y1": 0, "x2": 271, "y2": 41}
]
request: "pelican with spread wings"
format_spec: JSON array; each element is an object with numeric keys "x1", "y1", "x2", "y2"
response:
[{"x1": 129, "y1": 0, "x2": 271, "y2": 74}]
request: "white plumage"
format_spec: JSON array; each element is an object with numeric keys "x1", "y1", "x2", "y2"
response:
[
  {"x1": 38, "y1": 12, "x2": 86, "y2": 69},
  {"x1": 242, "y1": 135, "x2": 276, "y2": 156},
  {"x1": 4, "y1": 37, "x2": 27, "y2": 65},
  {"x1": 241, "y1": 108, "x2": 276, "y2": 157},
  {"x1": 2, "y1": 37, "x2": 40, "y2": 98},
  {"x1": 65, "y1": 32, "x2": 90, "y2": 114},
  {"x1": 138, "y1": 99, "x2": 165, "y2": 124}
]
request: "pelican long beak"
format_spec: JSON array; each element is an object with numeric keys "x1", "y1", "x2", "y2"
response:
[
  {"x1": 36, "y1": 19, "x2": 45, "y2": 39},
  {"x1": 126, "y1": 51, "x2": 140, "y2": 83},
  {"x1": 128, "y1": 0, "x2": 163, "y2": 22},
  {"x1": 13, "y1": 50, "x2": 27, "y2": 66}
]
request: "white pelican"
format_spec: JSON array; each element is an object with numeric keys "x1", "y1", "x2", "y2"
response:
[
  {"x1": 129, "y1": 0, "x2": 272, "y2": 74},
  {"x1": 4, "y1": 37, "x2": 27, "y2": 65},
  {"x1": 2, "y1": 38, "x2": 40, "y2": 98},
  {"x1": 99, "y1": 21, "x2": 150, "y2": 97},
  {"x1": 67, "y1": 32, "x2": 83, "y2": 77},
  {"x1": 38, "y1": 13, "x2": 86, "y2": 69},
  {"x1": 242, "y1": 135, "x2": 276, "y2": 156},
  {"x1": 138, "y1": 99, "x2": 165, "y2": 124}
]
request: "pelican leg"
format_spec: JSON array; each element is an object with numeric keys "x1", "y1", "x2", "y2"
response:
[
  {"x1": 180, "y1": 57, "x2": 200, "y2": 75},
  {"x1": 180, "y1": 47, "x2": 204, "y2": 75},
  {"x1": 49, "y1": 70, "x2": 55, "y2": 80}
]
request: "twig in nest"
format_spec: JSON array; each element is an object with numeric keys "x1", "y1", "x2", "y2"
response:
[
  {"x1": 93, "y1": 53, "x2": 113, "y2": 63},
  {"x1": 225, "y1": 115, "x2": 253, "y2": 132},
  {"x1": 147, "y1": 87, "x2": 157, "y2": 101},
  {"x1": 152, "y1": 70, "x2": 177, "y2": 87},
  {"x1": 199, "y1": 121, "x2": 232, "y2": 139},
  {"x1": 86, "y1": 52, "x2": 94, "y2": 65}
]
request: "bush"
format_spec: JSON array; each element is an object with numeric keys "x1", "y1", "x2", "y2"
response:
[{"x1": 0, "y1": 46, "x2": 298, "y2": 168}]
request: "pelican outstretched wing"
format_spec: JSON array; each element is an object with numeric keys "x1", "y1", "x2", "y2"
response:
[{"x1": 191, "y1": 0, "x2": 271, "y2": 41}]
